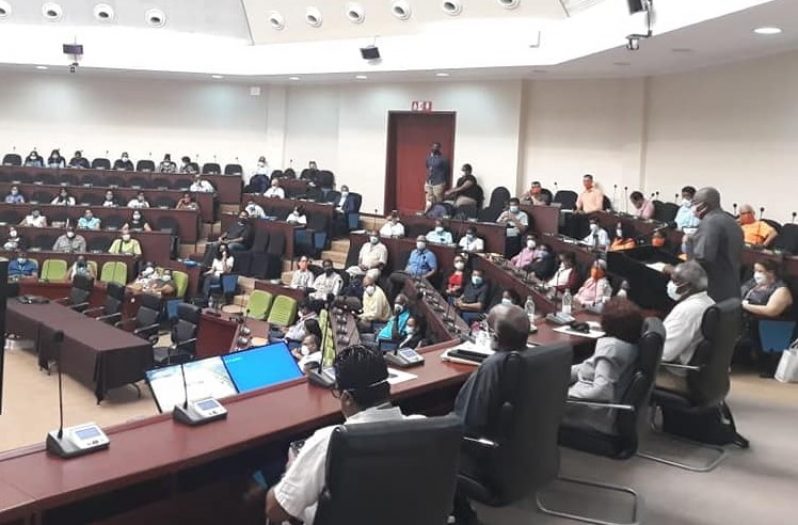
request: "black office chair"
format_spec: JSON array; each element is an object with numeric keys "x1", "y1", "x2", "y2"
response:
[
  {"x1": 79, "y1": 193, "x2": 104, "y2": 206},
  {"x1": 255, "y1": 231, "x2": 285, "y2": 279},
  {"x1": 224, "y1": 163, "x2": 243, "y2": 175},
  {"x1": 173, "y1": 177, "x2": 193, "y2": 191},
  {"x1": 153, "y1": 302, "x2": 200, "y2": 366},
  {"x1": 537, "y1": 318, "x2": 665, "y2": 525},
  {"x1": 80, "y1": 173, "x2": 100, "y2": 186},
  {"x1": 638, "y1": 298, "x2": 747, "y2": 472},
  {"x1": 234, "y1": 228, "x2": 269, "y2": 277},
  {"x1": 324, "y1": 190, "x2": 341, "y2": 204},
  {"x1": 454, "y1": 203, "x2": 478, "y2": 220},
  {"x1": 116, "y1": 292, "x2": 161, "y2": 344},
  {"x1": 136, "y1": 160, "x2": 156, "y2": 172},
  {"x1": 106, "y1": 175, "x2": 125, "y2": 187},
  {"x1": 54, "y1": 274, "x2": 95, "y2": 312},
  {"x1": 763, "y1": 218, "x2": 782, "y2": 235},
  {"x1": 34, "y1": 234, "x2": 56, "y2": 250},
  {"x1": 153, "y1": 196, "x2": 177, "y2": 209},
  {"x1": 30, "y1": 190, "x2": 54, "y2": 204},
  {"x1": 456, "y1": 344, "x2": 572, "y2": 517},
  {"x1": 202, "y1": 162, "x2": 221, "y2": 175},
  {"x1": 84, "y1": 282, "x2": 126, "y2": 324},
  {"x1": 36, "y1": 172, "x2": 56, "y2": 185},
  {"x1": 554, "y1": 190, "x2": 579, "y2": 211},
  {"x1": 60, "y1": 173, "x2": 79, "y2": 186},
  {"x1": 103, "y1": 215, "x2": 124, "y2": 230},
  {"x1": 87, "y1": 236, "x2": 110, "y2": 252},
  {"x1": 11, "y1": 171, "x2": 31, "y2": 183},
  {"x1": 0, "y1": 171, "x2": 8, "y2": 182},
  {"x1": 152, "y1": 177, "x2": 172, "y2": 190},
  {"x1": 0, "y1": 210, "x2": 21, "y2": 224},
  {"x1": 269, "y1": 169, "x2": 284, "y2": 181},
  {"x1": 92, "y1": 158, "x2": 111, "y2": 170},
  {"x1": 128, "y1": 176, "x2": 150, "y2": 189},
  {"x1": 487, "y1": 187, "x2": 511, "y2": 210},
  {"x1": 313, "y1": 416, "x2": 463, "y2": 525},
  {"x1": 155, "y1": 216, "x2": 180, "y2": 236},
  {"x1": 654, "y1": 201, "x2": 679, "y2": 224},
  {"x1": 2, "y1": 153, "x2": 22, "y2": 166},
  {"x1": 772, "y1": 223, "x2": 798, "y2": 254}
]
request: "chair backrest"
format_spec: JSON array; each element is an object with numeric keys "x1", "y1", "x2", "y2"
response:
[
  {"x1": 87, "y1": 237, "x2": 110, "y2": 252},
  {"x1": 100, "y1": 261, "x2": 117, "y2": 283},
  {"x1": 224, "y1": 163, "x2": 243, "y2": 175},
  {"x1": 104, "y1": 282, "x2": 126, "y2": 315},
  {"x1": 155, "y1": 216, "x2": 179, "y2": 235},
  {"x1": 112, "y1": 261, "x2": 128, "y2": 285},
  {"x1": 152, "y1": 177, "x2": 172, "y2": 189},
  {"x1": 70, "y1": 273, "x2": 94, "y2": 304},
  {"x1": 154, "y1": 196, "x2": 177, "y2": 208},
  {"x1": 349, "y1": 192, "x2": 363, "y2": 213},
  {"x1": 763, "y1": 218, "x2": 782, "y2": 234},
  {"x1": 267, "y1": 295, "x2": 298, "y2": 327},
  {"x1": 80, "y1": 193, "x2": 105, "y2": 206},
  {"x1": 247, "y1": 290, "x2": 273, "y2": 320},
  {"x1": 134, "y1": 292, "x2": 161, "y2": 329},
  {"x1": 80, "y1": 173, "x2": 100, "y2": 185},
  {"x1": 2, "y1": 153, "x2": 22, "y2": 166},
  {"x1": 553, "y1": 190, "x2": 578, "y2": 210},
  {"x1": 314, "y1": 416, "x2": 463, "y2": 525},
  {"x1": 772, "y1": 223, "x2": 798, "y2": 254},
  {"x1": 41, "y1": 259, "x2": 68, "y2": 281},
  {"x1": 654, "y1": 201, "x2": 679, "y2": 224},
  {"x1": 266, "y1": 231, "x2": 286, "y2": 255},
  {"x1": 172, "y1": 270, "x2": 189, "y2": 299},
  {"x1": 488, "y1": 187, "x2": 511, "y2": 209},
  {"x1": 129, "y1": 176, "x2": 150, "y2": 188},
  {"x1": 325, "y1": 190, "x2": 341, "y2": 204},
  {"x1": 202, "y1": 162, "x2": 221, "y2": 174},
  {"x1": 472, "y1": 344, "x2": 573, "y2": 506},
  {"x1": 172, "y1": 303, "x2": 201, "y2": 350},
  {"x1": 602, "y1": 195, "x2": 612, "y2": 211},
  {"x1": 92, "y1": 158, "x2": 111, "y2": 170},
  {"x1": 103, "y1": 215, "x2": 124, "y2": 230},
  {"x1": 689, "y1": 298, "x2": 742, "y2": 406},
  {"x1": 250, "y1": 228, "x2": 270, "y2": 252},
  {"x1": 136, "y1": 160, "x2": 155, "y2": 172}
]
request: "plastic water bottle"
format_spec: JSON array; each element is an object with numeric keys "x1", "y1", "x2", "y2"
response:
[
  {"x1": 476, "y1": 319, "x2": 490, "y2": 349},
  {"x1": 524, "y1": 296, "x2": 536, "y2": 325},
  {"x1": 561, "y1": 289, "x2": 573, "y2": 315}
]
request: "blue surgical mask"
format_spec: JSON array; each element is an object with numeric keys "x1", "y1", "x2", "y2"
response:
[{"x1": 472, "y1": 276, "x2": 483, "y2": 286}]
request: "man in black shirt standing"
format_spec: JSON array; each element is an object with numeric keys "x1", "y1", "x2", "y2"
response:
[
  {"x1": 425, "y1": 142, "x2": 449, "y2": 209},
  {"x1": 202, "y1": 210, "x2": 252, "y2": 266}
]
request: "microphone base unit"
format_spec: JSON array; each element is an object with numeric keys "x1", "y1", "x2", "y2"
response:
[
  {"x1": 384, "y1": 350, "x2": 425, "y2": 369},
  {"x1": 173, "y1": 399, "x2": 228, "y2": 426},
  {"x1": 46, "y1": 423, "x2": 109, "y2": 459}
]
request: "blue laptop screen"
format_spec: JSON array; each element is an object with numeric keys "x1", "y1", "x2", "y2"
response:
[{"x1": 222, "y1": 342, "x2": 303, "y2": 393}]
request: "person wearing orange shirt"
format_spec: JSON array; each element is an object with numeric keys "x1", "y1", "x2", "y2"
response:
[
  {"x1": 575, "y1": 174, "x2": 605, "y2": 213},
  {"x1": 738, "y1": 204, "x2": 777, "y2": 247}
]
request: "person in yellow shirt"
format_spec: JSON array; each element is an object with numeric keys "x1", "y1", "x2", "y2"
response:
[
  {"x1": 575, "y1": 174, "x2": 605, "y2": 213},
  {"x1": 108, "y1": 229, "x2": 142, "y2": 256},
  {"x1": 358, "y1": 274, "x2": 391, "y2": 331},
  {"x1": 738, "y1": 204, "x2": 777, "y2": 248}
]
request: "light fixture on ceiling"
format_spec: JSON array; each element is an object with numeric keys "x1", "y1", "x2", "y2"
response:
[
  {"x1": 42, "y1": 2, "x2": 63, "y2": 22},
  {"x1": 391, "y1": 1, "x2": 412, "y2": 20},
  {"x1": 435, "y1": 72, "x2": 450, "y2": 77},
  {"x1": 0, "y1": 1, "x2": 12, "y2": 18},
  {"x1": 305, "y1": 7, "x2": 323, "y2": 28},
  {"x1": 93, "y1": 3, "x2": 114, "y2": 22},
  {"x1": 268, "y1": 11, "x2": 285, "y2": 30},
  {"x1": 497, "y1": 0, "x2": 520, "y2": 9},
  {"x1": 753, "y1": 26, "x2": 782, "y2": 35},
  {"x1": 211, "y1": 74, "x2": 224, "y2": 79},
  {"x1": 355, "y1": 74, "x2": 368, "y2": 80},
  {"x1": 289, "y1": 76, "x2": 300, "y2": 81},
  {"x1": 36, "y1": 65, "x2": 48, "y2": 70},
  {"x1": 145, "y1": 8, "x2": 166, "y2": 27},
  {"x1": 441, "y1": 0, "x2": 463, "y2": 16},
  {"x1": 346, "y1": 2, "x2": 365, "y2": 24}
]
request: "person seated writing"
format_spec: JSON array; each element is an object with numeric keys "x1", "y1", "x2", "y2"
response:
[
  {"x1": 280, "y1": 301, "x2": 319, "y2": 349},
  {"x1": 574, "y1": 259, "x2": 612, "y2": 308},
  {"x1": 263, "y1": 178, "x2": 285, "y2": 199},
  {"x1": 290, "y1": 256, "x2": 314, "y2": 289},
  {"x1": 20, "y1": 208, "x2": 46, "y2": 228},
  {"x1": 445, "y1": 254, "x2": 468, "y2": 299},
  {"x1": 51, "y1": 188, "x2": 75, "y2": 206},
  {"x1": 387, "y1": 236, "x2": 437, "y2": 299},
  {"x1": 5, "y1": 185, "x2": 24, "y2": 204},
  {"x1": 738, "y1": 204, "x2": 777, "y2": 248},
  {"x1": 457, "y1": 226, "x2": 484, "y2": 253},
  {"x1": 581, "y1": 218, "x2": 610, "y2": 249},
  {"x1": 265, "y1": 346, "x2": 416, "y2": 525},
  {"x1": 630, "y1": 190, "x2": 655, "y2": 220},
  {"x1": 456, "y1": 268, "x2": 490, "y2": 326},
  {"x1": 426, "y1": 219, "x2": 453, "y2": 245},
  {"x1": 520, "y1": 180, "x2": 551, "y2": 206},
  {"x1": 346, "y1": 231, "x2": 387, "y2": 278},
  {"x1": 286, "y1": 205, "x2": 307, "y2": 225},
  {"x1": 108, "y1": 228, "x2": 142, "y2": 255},
  {"x1": 562, "y1": 298, "x2": 643, "y2": 434},
  {"x1": 496, "y1": 197, "x2": 529, "y2": 257},
  {"x1": 53, "y1": 226, "x2": 86, "y2": 253},
  {"x1": 8, "y1": 251, "x2": 38, "y2": 278},
  {"x1": 310, "y1": 259, "x2": 343, "y2": 302},
  {"x1": 379, "y1": 210, "x2": 405, "y2": 238},
  {"x1": 358, "y1": 274, "x2": 392, "y2": 332},
  {"x1": 77, "y1": 208, "x2": 101, "y2": 230}
]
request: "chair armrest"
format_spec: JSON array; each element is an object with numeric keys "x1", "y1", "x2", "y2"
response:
[
  {"x1": 660, "y1": 362, "x2": 702, "y2": 372},
  {"x1": 53, "y1": 297, "x2": 70, "y2": 305},
  {"x1": 133, "y1": 323, "x2": 160, "y2": 336},
  {"x1": 463, "y1": 435, "x2": 499, "y2": 449},
  {"x1": 566, "y1": 398, "x2": 635, "y2": 411},
  {"x1": 83, "y1": 306, "x2": 104, "y2": 316},
  {"x1": 69, "y1": 301, "x2": 91, "y2": 311},
  {"x1": 96, "y1": 312, "x2": 122, "y2": 323},
  {"x1": 173, "y1": 337, "x2": 198, "y2": 349},
  {"x1": 115, "y1": 318, "x2": 136, "y2": 329}
]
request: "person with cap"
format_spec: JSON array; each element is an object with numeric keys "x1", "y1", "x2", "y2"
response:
[
  {"x1": 113, "y1": 152, "x2": 134, "y2": 171},
  {"x1": 158, "y1": 153, "x2": 177, "y2": 173}
]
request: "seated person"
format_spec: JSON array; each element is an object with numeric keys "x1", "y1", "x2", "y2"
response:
[
  {"x1": 456, "y1": 268, "x2": 490, "y2": 325},
  {"x1": 102, "y1": 190, "x2": 119, "y2": 207},
  {"x1": 294, "y1": 333, "x2": 321, "y2": 370},
  {"x1": 77, "y1": 209, "x2": 101, "y2": 230},
  {"x1": 738, "y1": 204, "x2": 777, "y2": 248},
  {"x1": 69, "y1": 150, "x2": 90, "y2": 169},
  {"x1": 290, "y1": 256, "x2": 315, "y2": 289},
  {"x1": 176, "y1": 193, "x2": 198, "y2": 210},
  {"x1": 19, "y1": 208, "x2": 47, "y2": 228},
  {"x1": 133, "y1": 263, "x2": 158, "y2": 288},
  {"x1": 244, "y1": 198, "x2": 265, "y2": 219},
  {"x1": 609, "y1": 223, "x2": 636, "y2": 251},
  {"x1": 520, "y1": 180, "x2": 551, "y2": 206},
  {"x1": 127, "y1": 191, "x2": 150, "y2": 209},
  {"x1": 511, "y1": 234, "x2": 540, "y2": 269},
  {"x1": 630, "y1": 191, "x2": 654, "y2": 220},
  {"x1": 457, "y1": 226, "x2": 484, "y2": 253},
  {"x1": 179, "y1": 156, "x2": 197, "y2": 174},
  {"x1": 378, "y1": 211, "x2": 405, "y2": 238},
  {"x1": 202, "y1": 211, "x2": 252, "y2": 265},
  {"x1": 249, "y1": 171, "x2": 271, "y2": 194},
  {"x1": 68, "y1": 255, "x2": 96, "y2": 280},
  {"x1": 674, "y1": 185, "x2": 700, "y2": 232},
  {"x1": 346, "y1": 231, "x2": 387, "y2": 277},
  {"x1": 3, "y1": 227, "x2": 23, "y2": 251},
  {"x1": 445, "y1": 254, "x2": 468, "y2": 298},
  {"x1": 581, "y1": 218, "x2": 610, "y2": 249},
  {"x1": 5, "y1": 185, "x2": 24, "y2": 204},
  {"x1": 742, "y1": 260, "x2": 793, "y2": 319},
  {"x1": 286, "y1": 205, "x2": 308, "y2": 225},
  {"x1": 397, "y1": 315, "x2": 425, "y2": 350},
  {"x1": 575, "y1": 174, "x2": 605, "y2": 214},
  {"x1": 496, "y1": 198, "x2": 529, "y2": 257},
  {"x1": 500, "y1": 289, "x2": 521, "y2": 306},
  {"x1": 282, "y1": 301, "x2": 319, "y2": 347},
  {"x1": 426, "y1": 219, "x2": 453, "y2": 245},
  {"x1": 108, "y1": 229, "x2": 142, "y2": 255},
  {"x1": 370, "y1": 294, "x2": 411, "y2": 345},
  {"x1": 574, "y1": 259, "x2": 611, "y2": 307},
  {"x1": 263, "y1": 178, "x2": 285, "y2": 199},
  {"x1": 544, "y1": 251, "x2": 580, "y2": 293},
  {"x1": 445, "y1": 164, "x2": 482, "y2": 208},
  {"x1": 52, "y1": 227, "x2": 86, "y2": 253},
  {"x1": 265, "y1": 346, "x2": 413, "y2": 525},
  {"x1": 113, "y1": 152, "x2": 134, "y2": 171},
  {"x1": 51, "y1": 188, "x2": 76, "y2": 206},
  {"x1": 202, "y1": 244, "x2": 234, "y2": 298},
  {"x1": 387, "y1": 236, "x2": 437, "y2": 298},
  {"x1": 335, "y1": 185, "x2": 358, "y2": 214},
  {"x1": 651, "y1": 230, "x2": 668, "y2": 249},
  {"x1": 124, "y1": 210, "x2": 152, "y2": 232},
  {"x1": 189, "y1": 174, "x2": 215, "y2": 193},
  {"x1": 310, "y1": 259, "x2": 343, "y2": 301},
  {"x1": 8, "y1": 251, "x2": 38, "y2": 278},
  {"x1": 522, "y1": 242, "x2": 557, "y2": 280},
  {"x1": 656, "y1": 261, "x2": 715, "y2": 394},
  {"x1": 158, "y1": 153, "x2": 177, "y2": 173},
  {"x1": 150, "y1": 268, "x2": 176, "y2": 297},
  {"x1": 299, "y1": 160, "x2": 319, "y2": 185},
  {"x1": 47, "y1": 149, "x2": 65, "y2": 169},
  {"x1": 358, "y1": 275, "x2": 392, "y2": 331},
  {"x1": 563, "y1": 297, "x2": 643, "y2": 434},
  {"x1": 24, "y1": 150, "x2": 44, "y2": 168}
]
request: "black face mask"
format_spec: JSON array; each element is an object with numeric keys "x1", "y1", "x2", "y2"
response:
[{"x1": 324, "y1": 268, "x2": 334, "y2": 275}]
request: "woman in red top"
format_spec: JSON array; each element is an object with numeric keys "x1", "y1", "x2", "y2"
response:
[{"x1": 445, "y1": 254, "x2": 467, "y2": 298}]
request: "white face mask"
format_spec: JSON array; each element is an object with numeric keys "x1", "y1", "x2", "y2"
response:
[
  {"x1": 300, "y1": 345, "x2": 311, "y2": 357},
  {"x1": 501, "y1": 298, "x2": 513, "y2": 306},
  {"x1": 416, "y1": 242, "x2": 426, "y2": 251},
  {"x1": 616, "y1": 229, "x2": 623, "y2": 238},
  {"x1": 666, "y1": 281, "x2": 683, "y2": 301},
  {"x1": 365, "y1": 285, "x2": 376, "y2": 296},
  {"x1": 681, "y1": 198, "x2": 692, "y2": 207},
  {"x1": 526, "y1": 240, "x2": 536, "y2": 249},
  {"x1": 369, "y1": 236, "x2": 379, "y2": 244},
  {"x1": 435, "y1": 226, "x2": 443, "y2": 233},
  {"x1": 753, "y1": 271, "x2": 767, "y2": 285},
  {"x1": 405, "y1": 326, "x2": 415, "y2": 335},
  {"x1": 509, "y1": 205, "x2": 519, "y2": 213},
  {"x1": 590, "y1": 224, "x2": 599, "y2": 233},
  {"x1": 454, "y1": 262, "x2": 465, "y2": 270}
]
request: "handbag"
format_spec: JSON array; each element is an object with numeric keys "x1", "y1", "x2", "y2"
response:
[{"x1": 775, "y1": 348, "x2": 798, "y2": 383}]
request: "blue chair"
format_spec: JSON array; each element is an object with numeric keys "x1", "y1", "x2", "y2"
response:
[
  {"x1": 206, "y1": 273, "x2": 239, "y2": 304},
  {"x1": 758, "y1": 319, "x2": 796, "y2": 353},
  {"x1": 347, "y1": 192, "x2": 363, "y2": 231}
]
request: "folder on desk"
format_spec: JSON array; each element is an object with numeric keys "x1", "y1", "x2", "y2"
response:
[{"x1": 441, "y1": 341, "x2": 495, "y2": 366}]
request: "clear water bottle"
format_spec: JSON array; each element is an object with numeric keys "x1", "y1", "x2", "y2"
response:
[
  {"x1": 476, "y1": 318, "x2": 490, "y2": 349},
  {"x1": 561, "y1": 289, "x2": 573, "y2": 315},
  {"x1": 524, "y1": 296, "x2": 536, "y2": 325}
]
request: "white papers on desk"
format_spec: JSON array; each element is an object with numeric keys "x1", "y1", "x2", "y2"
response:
[
  {"x1": 387, "y1": 368, "x2": 417, "y2": 385},
  {"x1": 553, "y1": 322, "x2": 606, "y2": 339},
  {"x1": 440, "y1": 341, "x2": 495, "y2": 366},
  {"x1": 646, "y1": 262, "x2": 668, "y2": 273}
]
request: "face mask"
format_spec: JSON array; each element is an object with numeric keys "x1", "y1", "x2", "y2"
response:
[
  {"x1": 85, "y1": 214, "x2": 93, "y2": 220},
  {"x1": 591, "y1": 268, "x2": 604, "y2": 280},
  {"x1": 300, "y1": 345, "x2": 311, "y2": 357},
  {"x1": 138, "y1": 196, "x2": 144, "y2": 202},
  {"x1": 122, "y1": 156, "x2": 128, "y2": 161},
  {"x1": 509, "y1": 206, "x2": 519, "y2": 213},
  {"x1": 531, "y1": 187, "x2": 540, "y2": 194},
  {"x1": 616, "y1": 229, "x2": 623, "y2": 238},
  {"x1": 394, "y1": 304, "x2": 405, "y2": 314},
  {"x1": 681, "y1": 198, "x2": 692, "y2": 207},
  {"x1": 341, "y1": 190, "x2": 349, "y2": 196},
  {"x1": 106, "y1": 195, "x2": 113, "y2": 201},
  {"x1": 66, "y1": 232, "x2": 75, "y2": 239},
  {"x1": 666, "y1": 281, "x2": 683, "y2": 301},
  {"x1": 77, "y1": 261, "x2": 86, "y2": 268},
  {"x1": 122, "y1": 234, "x2": 131, "y2": 241},
  {"x1": 454, "y1": 262, "x2": 465, "y2": 271},
  {"x1": 32, "y1": 212, "x2": 40, "y2": 217},
  {"x1": 324, "y1": 268, "x2": 333, "y2": 275},
  {"x1": 416, "y1": 242, "x2": 426, "y2": 251},
  {"x1": 472, "y1": 276, "x2": 483, "y2": 286},
  {"x1": 501, "y1": 298, "x2": 513, "y2": 306},
  {"x1": 9, "y1": 231, "x2": 17, "y2": 238},
  {"x1": 405, "y1": 327, "x2": 415, "y2": 335},
  {"x1": 258, "y1": 162, "x2": 265, "y2": 168},
  {"x1": 133, "y1": 214, "x2": 141, "y2": 220},
  {"x1": 143, "y1": 267, "x2": 154, "y2": 276},
  {"x1": 369, "y1": 236, "x2": 379, "y2": 244},
  {"x1": 526, "y1": 240, "x2": 536, "y2": 249},
  {"x1": 161, "y1": 274, "x2": 171, "y2": 282},
  {"x1": 466, "y1": 233, "x2": 475, "y2": 240},
  {"x1": 17, "y1": 258, "x2": 26, "y2": 264},
  {"x1": 590, "y1": 224, "x2": 599, "y2": 233},
  {"x1": 366, "y1": 285, "x2": 375, "y2": 296},
  {"x1": 60, "y1": 193, "x2": 67, "y2": 199},
  {"x1": 753, "y1": 271, "x2": 767, "y2": 285},
  {"x1": 435, "y1": 226, "x2": 443, "y2": 233},
  {"x1": 11, "y1": 190, "x2": 17, "y2": 195},
  {"x1": 692, "y1": 204, "x2": 704, "y2": 219}
]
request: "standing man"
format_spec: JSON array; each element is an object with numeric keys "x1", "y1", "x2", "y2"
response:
[
  {"x1": 685, "y1": 187, "x2": 743, "y2": 302},
  {"x1": 425, "y1": 142, "x2": 449, "y2": 209}
]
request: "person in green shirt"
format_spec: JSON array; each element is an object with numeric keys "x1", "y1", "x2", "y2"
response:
[{"x1": 108, "y1": 229, "x2": 142, "y2": 256}]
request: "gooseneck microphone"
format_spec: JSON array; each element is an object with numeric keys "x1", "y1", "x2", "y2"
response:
[
  {"x1": 54, "y1": 330, "x2": 66, "y2": 439},
  {"x1": 733, "y1": 203, "x2": 738, "y2": 216},
  {"x1": 180, "y1": 363, "x2": 190, "y2": 411},
  {"x1": 623, "y1": 187, "x2": 629, "y2": 214},
  {"x1": 792, "y1": 212, "x2": 796, "y2": 224}
]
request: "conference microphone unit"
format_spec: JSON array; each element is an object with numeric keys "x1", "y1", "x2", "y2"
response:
[
  {"x1": 173, "y1": 363, "x2": 227, "y2": 426},
  {"x1": 46, "y1": 330, "x2": 110, "y2": 458}
]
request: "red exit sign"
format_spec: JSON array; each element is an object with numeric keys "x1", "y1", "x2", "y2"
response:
[{"x1": 411, "y1": 100, "x2": 433, "y2": 112}]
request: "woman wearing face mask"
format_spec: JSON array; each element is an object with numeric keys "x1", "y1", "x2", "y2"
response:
[
  {"x1": 123, "y1": 211, "x2": 152, "y2": 232},
  {"x1": 151, "y1": 269, "x2": 176, "y2": 297},
  {"x1": 5, "y1": 185, "x2": 25, "y2": 204},
  {"x1": 47, "y1": 149, "x2": 65, "y2": 169},
  {"x1": 398, "y1": 315, "x2": 425, "y2": 350},
  {"x1": 741, "y1": 261, "x2": 793, "y2": 319},
  {"x1": 102, "y1": 191, "x2": 118, "y2": 207},
  {"x1": 24, "y1": 150, "x2": 44, "y2": 168},
  {"x1": 511, "y1": 235, "x2": 539, "y2": 269},
  {"x1": 202, "y1": 244, "x2": 234, "y2": 299},
  {"x1": 445, "y1": 255, "x2": 468, "y2": 298},
  {"x1": 457, "y1": 227, "x2": 484, "y2": 253},
  {"x1": 574, "y1": 259, "x2": 612, "y2": 307},
  {"x1": 51, "y1": 188, "x2": 76, "y2": 206}
]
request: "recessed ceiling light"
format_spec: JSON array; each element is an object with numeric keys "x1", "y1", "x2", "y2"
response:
[
  {"x1": 289, "y1": 76, "x2": 301, "y2": 81},
  {"x1": 613, "y1": 61, "x2": 631, "y2": 67},
  {"x1": 435, "y1": 72, "x2": 450, "y2": 77},
  {"x1": 441, "y1": 0, "x2": 463, "y2": 16},
  {"x1": 305, "y1": 7, "x2": 323, "y2": 28},
  {"x1": 754, "y1": 26, "x2": 782, "y2": 35},
  {"x1": 391, "y1": 1, "x2": 412, "y2": 20},
  {"x1": 211, "y1": 74, "x2": 224, "y2": 79},
  {"x1": 345, "y1": 2, "x2": 366, "y2": 24},
  {"x1": 268, "y1": 11, "x2": 285, "y2": 30},
  {"x1": 355, "y1": 75, "x2": 368, "y2": 80},
  {"x1": 36, "y1": 65, "x2": 48, "y2": 70},
  {"x1": 93, "y1": 3, "x2": 115, "y2": 22}
]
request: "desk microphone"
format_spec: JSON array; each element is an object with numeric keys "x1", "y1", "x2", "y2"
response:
[
  {"x1": 173, "y1": 362, "x2": 228, "y2": 426},
  {"x1": 613, "y1": 184, "x2": 618, "y2": 208},
  {"x1": 54, "y1": 331, "x2": 66, "y2": 440},
  {"x1": 733, "y1": 203, "x2": 738, "y2": 216},
  {"x1": 792, "y1": 212, "x2": 796, "y2": 224},
  {"x1": 674, "y1": 193, "x2": 679, "y2": 204}
]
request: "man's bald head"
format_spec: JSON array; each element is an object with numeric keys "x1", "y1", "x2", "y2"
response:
[
  {"x1": 695, "y1": 187, "x2": 721, "y2": 211},
  {"x1": 487, "y1": 304, "x2": 529, "y2": 351}
]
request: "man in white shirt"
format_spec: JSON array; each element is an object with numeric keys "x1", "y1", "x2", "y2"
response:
[
  {"x1": 189, "y1": 175, "x2": 215, "y2": 193},
  {"x1": 379, "y1": 211, "x2": 405, "y2": 238},
  {"x1": 244, "y1": 199, "x2": 266, "y2": 219},
  {"x1": 347, "y1": 231, "x2": 388, "y2": 277},
  {"x1": 20, "y1": 208, "x2": 47, "y2": 228},
  {"x1": 657, "y1": 261, "x2": 716, "y2": 394},
  {"x1": 426, "y1": 219, "x2": 454, "y2": 245},
  {"x1": 581, "y1": 218, "x2": 610, "y2": 250},
  {"x1": 127, "y1": 192, "x2": 150, "y2": 209},
  {"x1": 264, "y1": 178, "x2": 286, "y2": 199},
  {"x1": 458, "y1": 226, "x2": 485, "y2": 253},
  {"x1": 290, "y1": 256, "x2": 315, "y2": 289},
  {"x1": 266, "y1": 346, "x2": 415, "y2": 524},
  {"x1": 496, "y1": 198, "x2": 529, "y2": 257},
  {"x1": 310, "y1": 259, "x2": 343, "y2": 301},
  {"x1": 244, "y1": 156, "x2": 271, "y2": 186}
]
